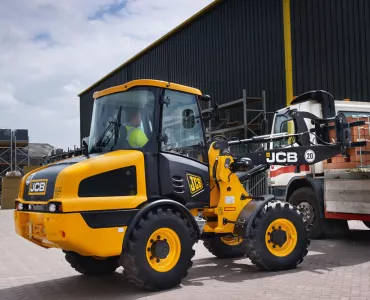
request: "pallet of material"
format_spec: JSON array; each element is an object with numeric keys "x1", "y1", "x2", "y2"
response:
[
  {"x1": 323, "y1": 116, "x2": 370, "y2": 170},
  {"x1": 1, "y1": 176, "x2": 21, "y2": 209}
]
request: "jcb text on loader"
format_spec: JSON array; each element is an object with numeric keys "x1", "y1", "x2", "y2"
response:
[{"x1": 14, "y1": 80, "x2": 365, "y2": 290}]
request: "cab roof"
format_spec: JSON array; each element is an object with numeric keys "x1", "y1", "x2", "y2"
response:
[{"x1": 93, "y1": 79, "x2": 202, "y2": 99}]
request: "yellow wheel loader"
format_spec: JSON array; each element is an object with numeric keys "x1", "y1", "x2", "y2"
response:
[{"x1": 14, "y1": 80, "x2": 365, "y2": 290}]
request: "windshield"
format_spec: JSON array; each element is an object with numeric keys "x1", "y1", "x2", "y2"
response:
[{"x1": 88, "y1": 87, "x2": 156, "y2": 153}]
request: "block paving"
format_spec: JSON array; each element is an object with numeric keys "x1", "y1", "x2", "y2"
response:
[{"x1": 1, "y1": 210, "x2": 370, "y2": 300}]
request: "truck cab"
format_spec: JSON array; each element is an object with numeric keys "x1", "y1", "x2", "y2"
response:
[{"x1": 268, "y1": 91, "x2": 370, "y2": 238}]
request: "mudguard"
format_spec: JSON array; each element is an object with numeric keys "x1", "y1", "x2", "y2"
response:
[
  {"x1": 122, "y1": 199, "x2": 200, "y2": 250},
  {"x1": 286, "y1": 176, "x2": 324, "y2": 218},
  {"x1": 233, "y1": 194, "x2": 275, "y2": 238}
]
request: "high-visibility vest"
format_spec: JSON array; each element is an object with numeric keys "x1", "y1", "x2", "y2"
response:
[{"x1": 124, "y1": 125, "x2": 148, "y2": 148}]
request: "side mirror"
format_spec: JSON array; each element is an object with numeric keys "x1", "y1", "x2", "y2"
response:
[
  {"x1": 199, "y1": 94, "x2": 211, "y2": 102},
  {"x1": 280, "y1": 120, "x2": 288, "y2": 133},
  {"x1": 182, "y1": 109, "x2": 195, "y2": 129}
]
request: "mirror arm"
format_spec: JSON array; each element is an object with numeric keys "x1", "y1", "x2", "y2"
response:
[{"x1": 82, "y1": 140, "x2": 89, "y2": 158}]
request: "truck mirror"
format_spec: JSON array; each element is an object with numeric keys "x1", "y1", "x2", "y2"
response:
[
  {"x1": 280, "y1": 121, "x2": 288, "y2": 133},
  {"x1": 182, "y1": 109, "x2": 195, "y2": 129}
]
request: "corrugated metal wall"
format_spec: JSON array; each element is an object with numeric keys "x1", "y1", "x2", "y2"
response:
[
  {"x1": 80, "y1": 0, "x2": 286, "y2": 141},
  {"x1": 80, "y1": 0, "x2": 370, "y2": 142},
  {"x1": 291, "y1": 0, "x2": 370, "y2": 101}
]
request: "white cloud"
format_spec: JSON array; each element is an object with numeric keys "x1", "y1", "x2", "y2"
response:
[{"x1": 0, "y1": 0, "x2": 214, "y2": 150}]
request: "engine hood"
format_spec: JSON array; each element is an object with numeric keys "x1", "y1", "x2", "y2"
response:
[
  {"x1": 22, "y1": 154, "x2": 98, "y2": 201},
  {"x1": 21, "y1": 150, "x2": 145, "y2": 203}
]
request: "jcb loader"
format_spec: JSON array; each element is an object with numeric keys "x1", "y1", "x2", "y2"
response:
[{"x1": 13, "y1": 80, "x2": 365, "y2": 290}]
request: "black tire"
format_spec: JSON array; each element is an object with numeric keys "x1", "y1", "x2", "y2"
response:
[
  {"x1": 363, "y1": 221, "x2": 370, "y2": 229},
  {"x1": 288, "y1": 187, "x2": 324, "y2": 239},
  {"x1": 120, "y1": 207, "x2": 196, "y2": 291},
  {"x1": 203, "y1": 235, "x2": 247, "y2": 259},
  {"x1": 64, "y1": 251, "x2": 119, "y2": 276},
  {"x1": 246, "y1": 200, "x2": 310, "y2": 271}
]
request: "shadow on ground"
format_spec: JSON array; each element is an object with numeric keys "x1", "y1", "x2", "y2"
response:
[
  {"x1": 1, "y1": 229, "x2": 370, "y2": 300},
  {"x1": 184, "y1": 229, "x2": 370, "y2": 287}
]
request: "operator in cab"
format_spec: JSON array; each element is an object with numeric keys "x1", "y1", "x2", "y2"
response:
[{"x1": 124, "y1": 107, "x2": 148, "y2": 148}]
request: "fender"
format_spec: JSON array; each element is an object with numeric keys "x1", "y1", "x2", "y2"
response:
[
  {"x1": 285, "y1": 176, "x2": 324, "y2": 218},
  {"x1": 233, "y1": 194, "x2": 275, "y2": 238},
  {"x1": 122, "y1": 199, "x2": 200, "y2": 250}
]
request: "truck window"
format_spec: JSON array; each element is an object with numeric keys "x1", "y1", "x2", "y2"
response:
[{"x1": 272, "y1": 114, "x2": 295, "y2": 148}]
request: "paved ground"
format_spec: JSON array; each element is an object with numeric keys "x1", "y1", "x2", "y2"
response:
[{"x1": 1, "y1": 210, "x2": 370, "y2": 300}]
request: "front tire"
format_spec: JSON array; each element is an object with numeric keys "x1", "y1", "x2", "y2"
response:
[
  {"x1": 246, "y1": 200, "x2": 310, "y2": 271},
  {"x1": 120, "y1": 207, "x2": 196, "y2": 291},
  {"x1": 64, "y1": 251, "x2": 119, "y2": 276},
  {"x1": 203, "y1": 235, "x2": 247, "y2": 259}
]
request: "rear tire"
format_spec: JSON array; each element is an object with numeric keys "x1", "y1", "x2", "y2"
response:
[
  {"x1": 246, "y1": 200, "x2": 310, "y2": 271},
  {"x1": 203, "y1": 235, "x2": 247, "y2": 259},
  {"x1": 120, "y1": 207, "x2": 196, "y2": 291},
  {"x1": 288, "y1": 187, "x2": 324, "y2": 239},
  {"x1": 64, "y1": 251, "x2": 119, "y2": 276}
]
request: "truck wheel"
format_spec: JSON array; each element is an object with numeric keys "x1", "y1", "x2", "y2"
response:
[
  {"x1": 288, "y1": 187, "x2": 324, "y2": 239},
  {"x1": 203, "y1": 235, "x2": 247, "y2": 259},
  {"x1": 64, "y1": 251, "x2": 119, "y2": 276},
  {"x1": 246, "y1": 200, "x2": 310, "y2": 271},
  {"x1": 120, "y1": 207, "x2": 196, "y2": 291}
]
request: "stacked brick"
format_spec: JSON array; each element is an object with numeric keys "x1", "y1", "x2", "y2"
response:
[{"x1": 323, "y1": 116, "x2": 370, "y2": 169}]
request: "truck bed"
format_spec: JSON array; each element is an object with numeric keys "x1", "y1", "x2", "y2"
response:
[{"x1": 325, "y1": 169, "x2": 370, "y2": 214}]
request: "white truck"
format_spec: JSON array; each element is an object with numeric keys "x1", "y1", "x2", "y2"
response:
[{"x1": 268, "y1": 90, "x2": 370, "y2": 238}]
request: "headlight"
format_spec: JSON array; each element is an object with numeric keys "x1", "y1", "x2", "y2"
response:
[
  {"x1": 48, "y1": 202, "x2": 63, "y2": 213},
  {"x1": 16, "y1": 202, "x2": 23, "y2": 210},
  {"x1": 49, "y1": 203, "x2": 57, "y2": 212}
]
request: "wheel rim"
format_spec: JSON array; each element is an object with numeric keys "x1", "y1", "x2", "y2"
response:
[
  {"x1": 265, "y1": 218, "x2": 298, "y2": 257},
  {"x1": 297, "y1": 201, "x2": 315, "y2": 225},
  {"x1": 146, "y1": 228, "x2": 181, "y2": 272},
  {"x1": 220, "y1": 236, "x2": 243, "y2": 246}
]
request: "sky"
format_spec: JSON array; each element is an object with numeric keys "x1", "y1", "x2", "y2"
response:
[{"x1": 0, "y1": 0, "x2": 214, "y2": 150}]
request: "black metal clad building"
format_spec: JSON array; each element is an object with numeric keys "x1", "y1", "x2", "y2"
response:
[
  {"x1": 291, "y1": 0, "x2": 370, "y2": 101},
  {"x1": 78, "y1": 0, "x2": 370, "y2": 142}
]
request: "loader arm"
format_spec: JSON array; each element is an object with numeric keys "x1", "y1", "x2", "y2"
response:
[{"x1": 212, "y1": 110, "x2": 366, "y2": 184}]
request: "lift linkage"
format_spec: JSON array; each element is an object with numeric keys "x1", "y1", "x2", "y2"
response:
[{"x1": 213, "y1": 110, "x2": 366, "y2": 181}]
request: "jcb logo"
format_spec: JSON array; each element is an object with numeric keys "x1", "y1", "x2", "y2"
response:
[
  {"x1": 186, "y1": 174, "x2": 204, "y2": 196},
  {"x1": 266, "y1": 152, "x2": 298, "y2": 163},
  {"x1": 29, "y1": 180, "x2": 48, "y2": 195}
]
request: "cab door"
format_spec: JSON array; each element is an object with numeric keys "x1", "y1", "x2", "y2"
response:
[{"x1": 158, "y1": 89, "x2": 210, "y2": 209}]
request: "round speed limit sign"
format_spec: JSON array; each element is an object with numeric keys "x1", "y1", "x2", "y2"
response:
[{"x1": 304, "y1": 149, "x2": 315, "y2": 163}]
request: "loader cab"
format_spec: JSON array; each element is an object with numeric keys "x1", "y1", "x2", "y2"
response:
[
  {"x1": 88, "y1": 81, "x2": 207, "y2": 159},
  {"x1": 88, "y1": 80, "x2": 210, "y2": 208}
]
